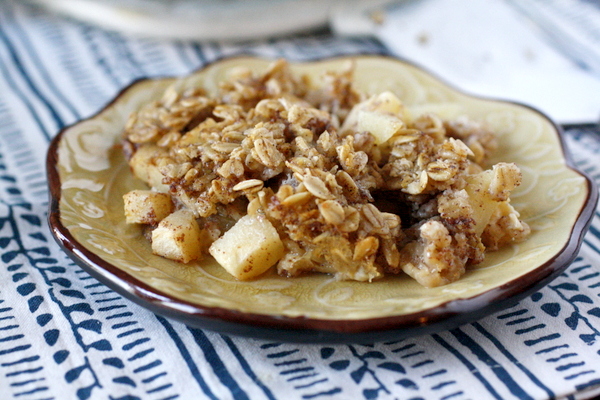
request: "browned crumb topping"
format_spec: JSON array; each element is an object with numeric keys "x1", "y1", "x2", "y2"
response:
[{"x1": 122, "y1": 59, "x2": 530, "y2": 287}]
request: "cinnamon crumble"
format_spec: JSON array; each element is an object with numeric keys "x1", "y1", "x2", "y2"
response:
[{"x1": 122, "y1": 59, "x2": 530, "y2": 287}]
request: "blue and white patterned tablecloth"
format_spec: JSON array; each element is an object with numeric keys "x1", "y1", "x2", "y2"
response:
[{"x1": 1, "y1": 1, "x2": 600, "y2": 399}]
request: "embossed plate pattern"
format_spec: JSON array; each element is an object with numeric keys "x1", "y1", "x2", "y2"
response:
[{"x1": 47, "y1": 56, "x2": 598, "y2": 343}]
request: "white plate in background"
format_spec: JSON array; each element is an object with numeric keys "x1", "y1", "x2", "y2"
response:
[{"x1": 26, "y1": 0, "x2": 337, "y2": 41}]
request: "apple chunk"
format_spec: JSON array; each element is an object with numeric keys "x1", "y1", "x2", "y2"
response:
[
  {"x1": 341, "y1": 91, "x2": 407, "y2": 145},
  {"x1": 465, "y1": 163, "x2": 522, "y2": 235},
  {"x1": 129, "y1": 144, "x2": 170, "y2": 192},
  {"x1": 151, "y1": 209, "x2": 202, "y2": 263},
  {"x1": 123, "y1": 190, "x2": 174, "y2": 225},
  {"x1": 209, "y1": 214, "x2": 284, "y2": 280}
]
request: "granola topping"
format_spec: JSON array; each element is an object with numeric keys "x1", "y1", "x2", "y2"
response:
[{"x1": 122, "y1": 59, "x2": 530, "y2": 287}]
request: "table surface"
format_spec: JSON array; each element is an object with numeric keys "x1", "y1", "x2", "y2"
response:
[{"x1": 1, "y1": 1, "x2": 600, "y2": 400}]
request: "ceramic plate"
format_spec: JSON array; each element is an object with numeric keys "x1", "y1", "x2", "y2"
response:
[{"x1": 47, "y1": 56, "x2": 598, "y2": 343}]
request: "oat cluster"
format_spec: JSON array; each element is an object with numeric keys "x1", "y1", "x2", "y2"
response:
[{"x1": 122, "y1": 59, "x2": 530, "y2": 287}]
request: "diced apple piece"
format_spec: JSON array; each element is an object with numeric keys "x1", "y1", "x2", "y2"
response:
[
  {"x1": 465, "y1": 170, "x2": 497, "y2": 236},
  {"x1": 466, "y1": 163, "x2": 523, "y2": 236},
  {"x1": 129, "y1": 144, "x2": 170, "y2": 192},
  {"x1": 209, "y1": 214, "x2": 284, "y2": 280},
  {"x1": 357, "y1": 111, "x2": 404, "y2": 145},
  {"x1": 123, "y1": 190, "x2": 174, "y2": 224},
  {"x1": 151, "y1": 209, "x2": 202, "y2": 263},
  {"x1": 341, "y1": 91, "x2": 407, "y2": 145},
  {"x1": 364, "y1": 91, "x2": 404, "y2": 114}
]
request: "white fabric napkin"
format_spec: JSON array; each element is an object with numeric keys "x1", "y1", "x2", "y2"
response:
[
  {"x1": 332, "y1": 0, "x2": 600, "y2": 123},
  {"x1": 0, "y1": 1, "x2": 599, "y2": 399}
]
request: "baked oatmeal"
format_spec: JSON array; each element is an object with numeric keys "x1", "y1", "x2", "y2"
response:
[{"x1": 121, "y1": 59, "x2": 530, "y2": 287}]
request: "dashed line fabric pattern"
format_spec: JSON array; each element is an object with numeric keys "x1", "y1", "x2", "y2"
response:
[{"x1": 0, "y1": 2, "x2": 599, "y2": 399}]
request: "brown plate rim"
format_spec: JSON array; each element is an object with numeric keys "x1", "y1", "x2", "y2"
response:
[{"x1": 46, "y1": 54, "x2": 599, "y2": 343}]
